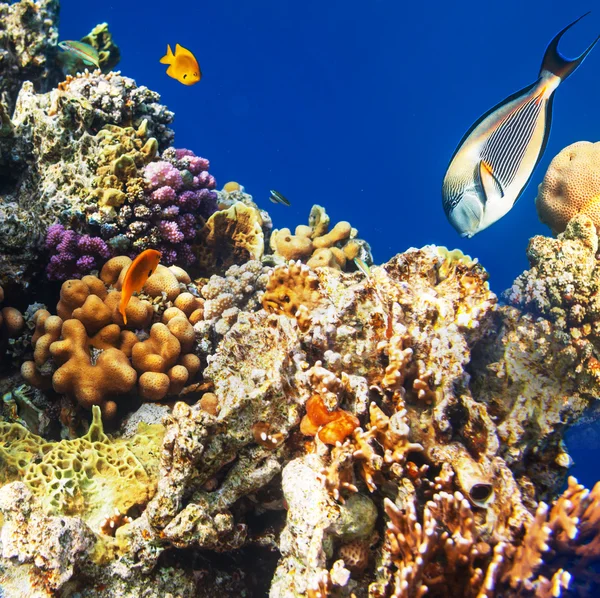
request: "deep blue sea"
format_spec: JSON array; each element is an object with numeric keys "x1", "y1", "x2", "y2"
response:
[{"x1": 59, "y1": 1, "x2": 600, "y2": 487}]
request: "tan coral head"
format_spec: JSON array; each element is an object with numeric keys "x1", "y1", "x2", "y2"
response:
[{"x1": 536, "y1": 141, "x2": 600, "y2": 235}]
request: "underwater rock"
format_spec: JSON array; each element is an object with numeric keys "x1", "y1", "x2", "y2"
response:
[
  {"x1": 0, "y1": 71, "x2": 174, "y2": 289},
  {"x1": 0, "y1": 0, "x2": 62, "y2": 114}
]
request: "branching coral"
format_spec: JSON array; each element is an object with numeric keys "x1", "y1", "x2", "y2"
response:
[
  {"x1": 45, "y1": 223, "x2": 112, "y2": 280},
  {"x1": 113, "y1": 147, "x2": 217, "y2": 264}
]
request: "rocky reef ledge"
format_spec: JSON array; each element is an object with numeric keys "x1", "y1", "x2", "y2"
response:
[{"x1": 0, "y1": 216, "x2": 599, "y2": 596}]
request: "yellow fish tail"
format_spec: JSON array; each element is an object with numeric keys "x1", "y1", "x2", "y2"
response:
[{"x1": 160, "y1": 45, "x2": 175, "y2": 65}]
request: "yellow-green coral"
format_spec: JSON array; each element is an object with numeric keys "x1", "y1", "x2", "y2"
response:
[
  {"x1": 0, "y1": 406, "x2": 164, "y2": 532},
  {"x1": 91, "y1": 121, "x2": 158, "y2": 209}
]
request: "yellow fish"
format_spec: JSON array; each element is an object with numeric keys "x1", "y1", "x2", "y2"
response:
[
  {"x1": 160, "y1": 44, "x2": 201, "y2": 86},
  {"x1": 442, "y1": 13, "x2": 599, "y2": 238}
]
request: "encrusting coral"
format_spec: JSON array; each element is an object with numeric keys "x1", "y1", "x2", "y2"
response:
[{"x1": 536, "y1": 141, "x2": 600, "y2": 235}]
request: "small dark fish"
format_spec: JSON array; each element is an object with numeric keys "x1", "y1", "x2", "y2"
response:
[
  {"x1": 269, "y1": 189, "x2": 291, "y2": 206},
  {"x1": 442, "y1": 13, "x2": 599, "y2": 238},
  {"x1": 58, "y1": 40, "x2": 100, "y2": 68}
]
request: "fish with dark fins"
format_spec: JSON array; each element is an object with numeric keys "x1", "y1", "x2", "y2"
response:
[
  {"x1": 269, "y1": 189, "x2": 291, "y2": 206},
  {"x1": 442, "y1": 13, "x2": 599, "y2": 238}
]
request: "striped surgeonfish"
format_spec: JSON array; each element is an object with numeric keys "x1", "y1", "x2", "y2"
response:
[{"x1": 442, "y1": 13, "x2": 599, "y2": 238}]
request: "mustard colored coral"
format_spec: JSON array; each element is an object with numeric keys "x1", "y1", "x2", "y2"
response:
[
  {"x1": 536, "y1": 141, "x2": 600, "y2": 234},
  {"x1": 0, "y1": 405, "x2": 163, "y2": 533}
]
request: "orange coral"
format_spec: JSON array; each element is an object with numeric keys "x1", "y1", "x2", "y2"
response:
[
  {"x1": 50, "y1": 319, "x2": 137, "y2": 418},
  {"x1": 300, "y1": 394, "x2": 359, "y2": 445},
  {"x1": 23, "y1": 257, "x2": 203, "y2": 411},
  {"x1": 269, "y1": 205, "x2": 369, "y2": 271}
]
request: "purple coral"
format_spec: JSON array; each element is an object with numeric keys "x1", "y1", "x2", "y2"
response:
[
  {"x1": 117, "y1": 148, "x2": 218, "y2": 267},
  {"x1": 45, "y1": 224, "x2": 112, "y2": 281},
  {"x1": 144, "y1": 161, "x2": 183, "y2": 191}
]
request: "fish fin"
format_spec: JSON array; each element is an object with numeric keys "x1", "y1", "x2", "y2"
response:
[
  {"x1": 540, "y1": 13, "x2": 600, "y2": 81},
  {"x1": 119, "y1": 299, "x2": 128, "y2": 325},
  {"x1": 165, "y1": 64, "x2": 178, "y2": 79},
  {"x1": 160, "y1": 45, "x2": 174, "y2": 64},
  {"x1": 478, "y1": 160, "x2": 504, "y2": 203},
  {"x1": 175, "y1": 43, "x2": 194, "y2": 59}
]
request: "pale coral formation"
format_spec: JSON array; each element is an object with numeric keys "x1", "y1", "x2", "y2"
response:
[
  {"x1": 195, "y1": 201, "x2": 264, "y2": 275},
  {"x1": 536, "y1": 141, "x2": 600, "y2": 234},
  {"x1": 269, "y1": 204, "x2": 372, "y2": 271}
]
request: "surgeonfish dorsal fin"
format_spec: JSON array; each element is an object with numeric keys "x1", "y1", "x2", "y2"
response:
[
  {"x1": 160, "y1": 45, "x2": 174, "y2": 65},
  {"x1": 478, "y1": 160, "x2": 504, "y2": 203},
  {"x1": 540, "y1": 12, "x2": 600, "y2": 81}
]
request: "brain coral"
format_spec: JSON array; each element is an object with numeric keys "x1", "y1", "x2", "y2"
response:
[{"x1": 536, "y1": 141, "x2": 600, "y2": 235}]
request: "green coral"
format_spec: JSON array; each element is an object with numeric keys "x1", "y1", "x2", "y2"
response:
[
  {"x1": 90, "y1": 121, "x2": 158, "y2": 210},
  {"x1": 0, "y1": 405, "x2": 164, "y2": 532},
  {"x1": 81, "y1": 22, "x2": 121, "y2": 73}
]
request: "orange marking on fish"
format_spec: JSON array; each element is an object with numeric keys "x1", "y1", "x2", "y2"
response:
[{"x1": 119, "y1": 249, "x2": 161, "y2": 325}]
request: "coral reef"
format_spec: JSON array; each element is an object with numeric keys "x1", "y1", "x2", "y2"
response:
[
  {"x1": 269, "y1": 204, "x2": 372, "y2": 270},
  {"x1": 0, "y1": 0, "x2": 62, "y2": 113},
  {"x1": 536, "y1": 141, "x2": 600, "y2": 234},
  {"x1": 2, "y1": 5, "x2": 600, "y2": 596},
  {"x1": 2, "y1": 225, "x2": 600, "y2": 595},
  {"x1": 0, "y1": 69, "x2": 174, "y2": 288}
]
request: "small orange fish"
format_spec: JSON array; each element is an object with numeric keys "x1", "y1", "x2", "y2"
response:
[
  {"x1": 160, "y1": 44, "x2": 201, "y2": 86},
  {"x1": 119, "y1": 249, "x2": 161, "y2": 324}
]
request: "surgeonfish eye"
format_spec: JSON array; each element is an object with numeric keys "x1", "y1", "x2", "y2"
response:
[{"x1": 183, "y1": 74, "x2": 187, "y2": 79}]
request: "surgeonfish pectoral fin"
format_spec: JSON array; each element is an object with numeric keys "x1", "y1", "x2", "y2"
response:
[
  {"x1": 478, "y1": 160, "x2": 504, "y2": 203},
  {"x1": 540, "y1": 12, "x2": 600, "y2": 81},
  {"x1": 160, "y1": 45, "x2": 174, "y2": 64}
]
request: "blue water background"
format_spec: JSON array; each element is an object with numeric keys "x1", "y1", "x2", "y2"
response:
[{"x1": 59, "y1": 1, "x2": 600, "y2": 487}]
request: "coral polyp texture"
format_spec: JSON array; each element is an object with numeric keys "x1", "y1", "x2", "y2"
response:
[
  {"x1": 2, "y1": 3, "x2": 600, "y2": 596},
  {"x1": 536, "y1": 141, "x2": 600, "y2": 235}
]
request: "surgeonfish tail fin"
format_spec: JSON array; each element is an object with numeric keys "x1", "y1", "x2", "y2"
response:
[
  {"x1": 540, "y1": 12, "x2": 600, "y2": 81},
  {"x1": 160, "y1": 45, "x2": 174, "y2": 65}
]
